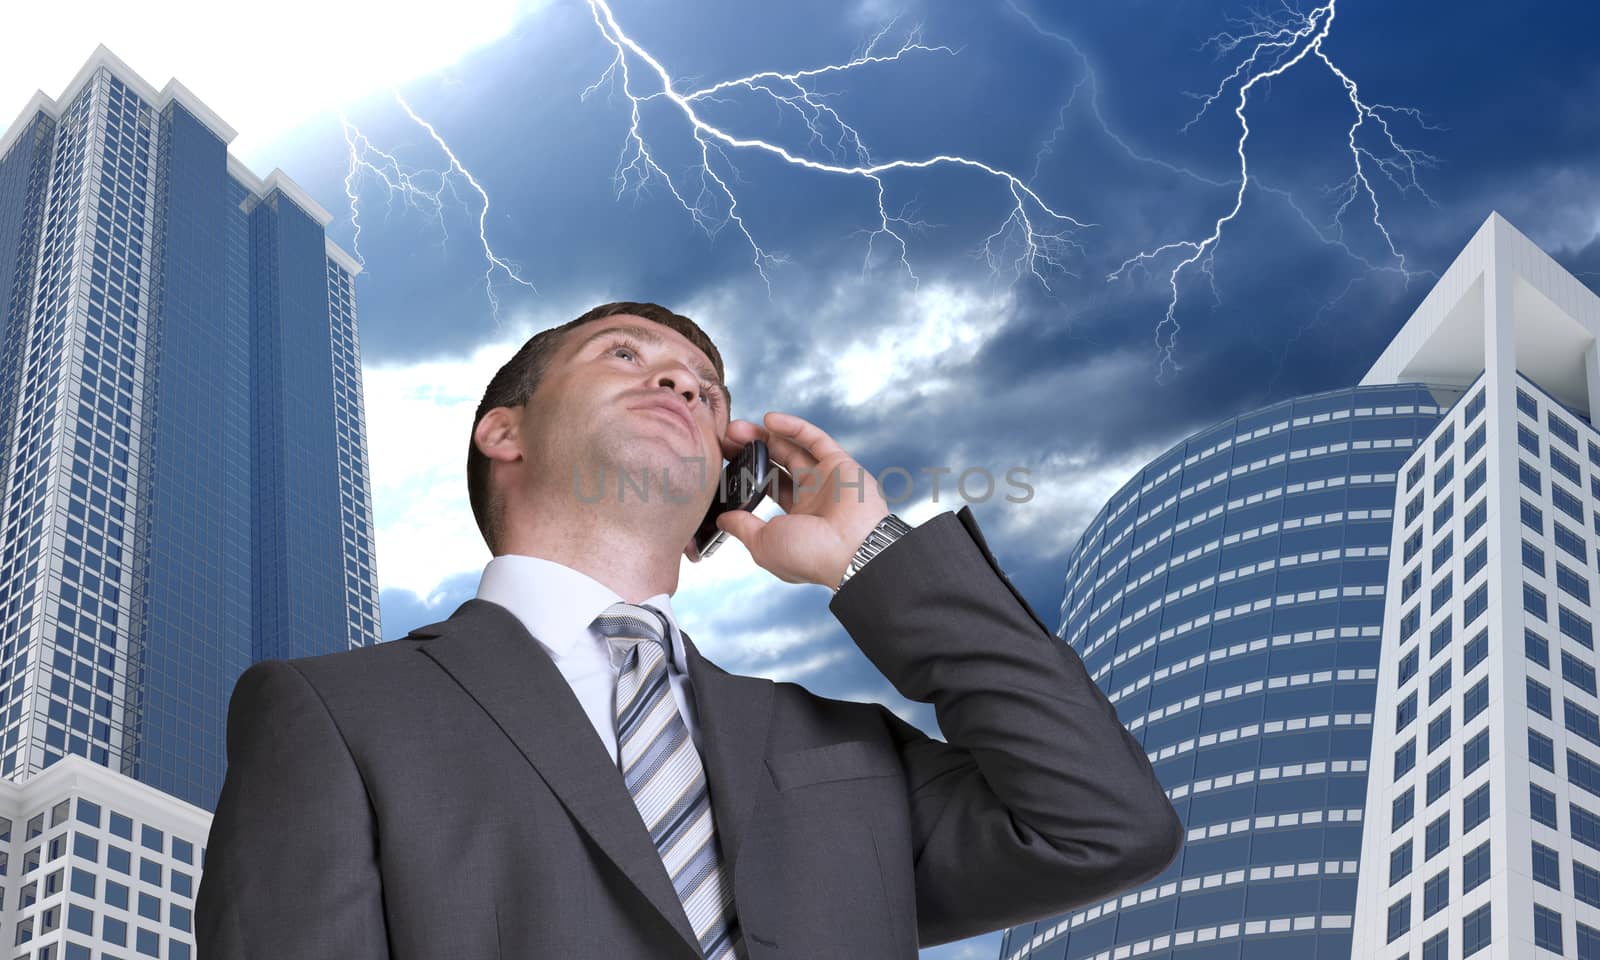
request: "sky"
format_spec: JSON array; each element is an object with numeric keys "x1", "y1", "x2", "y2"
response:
[{"x1": 5, "y1": 2, "x2": 1600, "y2": 957}]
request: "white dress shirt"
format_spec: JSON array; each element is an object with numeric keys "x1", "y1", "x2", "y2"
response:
[{"x1": 474, "y1": 554, "x2": 703, "y2": 766}]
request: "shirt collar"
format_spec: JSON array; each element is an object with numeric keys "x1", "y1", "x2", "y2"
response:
[{"x1": 474, "y1": 554, "x2": 689, "y2": 670}]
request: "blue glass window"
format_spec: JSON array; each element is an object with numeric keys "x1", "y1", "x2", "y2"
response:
[
  {"x1": 1408, "y1": 458, "x2": 1426, "y2": 492},
  {"x1": 1463, "y1": 782, "x2": 1489, "y2": 832},
  {"x1": 1434, "y1": 459, "x2": 1455, "y2": 494},
  {"x1": 1423, "y1": 868, "x2": 1449, "y2": 918},
  {"x1": 1535, "y1": 903, "x2": 1564, "y2": 954},
  {"x1": 1428, "y1": 710, "x2": 1451, "y2": 752},
  {"x1": 1465, "y1": 389, "x2": 1486, "y2": 424},
  {"x1": 1522, "y1": 458, "x2": 1544, "y2": 494},
  {"x1": 1554, "y1": 446, "x2": 1582, "y2": 484},
  {"x1": 1527, "y1": 582, "x2": 1550, "y2": 621},
  {"x1": 1464, "y1": 460, "x2": 1486, "y2": 498},
  {"x1": 1388, "y1": 894, "x2": 1411, "y2": 943},
  {"x1": 1532, "y1": 783, "x2": 1559, "y2": 828},
  {"x1": 1573, "y1": 750, "x2": 1600, "y2": 797},
  {"x1": 1391, "y1": 839, "x2": 1414, "y2": 884},
  {"x1": 1556, "y1": 484, "x2": 1586, "y2": 522},
  {"x1": 1575, "y1": 802, "x2": 1600, "y2": 853},
  {"x1": 1433, "y1": 533, "x2": 1455, "y2": 571},
  {"x1": 1566, "y1": 652, "x2": 1598, "y2": 696},
  {"x1": 1520, "y1": 422, "x2": 1541, "y2": 455},
  {"x1": 1463, "y1": 841, "x2": 1491, "y2": 893},
  {"x1": 1402, "y1": 605, "x2": 1422, "y2": 642},
  {"x1": 1463, "y1": 903, "x2": 1492, "y2": 955},
  {"x1": 1434, "y1": 496, "x2": 1455, "y2": 532},
  {"x1": 1463, "y1": 629, "x2": 1488, "y2": 673},
  {"x1": 1573, "y1": 700, "x2": 1600, "y2": 748},
  {"x1": 1563, "y1": 607, "x2": 1595, "y2": 649},
  {"x1": 1403, "y1": 566, "x2": 1423, "y2": 601},
  {"x1": 1519, "y1": 388, "x2": 1540, "y2": 418},
  {"x1": 1427, "y1": 758, "x2": 1451, "y2": 804},
  {"x1": 1432, "y1": 574, "x2": 1453, "y2": 612},
  {"x1": 1531, "y1": 730, "x2": 1556, "y2": 771},
  {"x1": 75, "y1": 799, "x2": 101, "y2": 828},
  {"x1": 1556, "y1": 522, "x2": 1587, "y2": 562},
  {"x1": 1430, "y1": 618, "x2": 1452, "y2": 658},
  {"x1": 1430, "y1": 663, "x2": 1452, "y2": 703},
  {"x1": 1580, "y1": 921, "x2": 1600, "y2": 960},
  {"x1": 1526, "y1": 538, "x2": 1548, "y2": 575},
  {"x1": 1426, "y1": 813, "x2": 1451, "y2": 859},
  {"x1": 1465, "y1": 677, "x2": 1489, "y2": 721},
  {"x1": 1551, "y1": 413, "x2": 1580, "y2": 449},
  {"x1": 1578, "y1": 859, "x2": 1600, "y2": 909},
  {"x1": 1398, "y1": 691, "x2": 1419, "y2": 732},
  {"x1": 1435, "y1": 425, "x2": 1456, "y2": 458},
  {"x1": 1423, "y1": 929, "x2": 1448, "y2": 960},
  {"x1": 1533, "y1": 841, "x2": 1562, "y2": 889},
  {"x1": 1463, "y1": 728, "x2": 1489, "y2": 775},
  {"x1": 1529, "y1": 629, "x2": 1552, "y2": 667},
  {"x1": 1394, "y1": 788, "x2": 1416, "y2": 831},
  {"x1": 1407, "y1": 493, "x2": 1425, "y2": 526},
  {"x1": 1396, "y1": 738, "x2": 1417, "y2": 779},
  {"x1": 1463, "y1": 582, "x2": 1489, "y2": 624},
  {"x1": 1399, "y1": 648, "x2": 1420, "y2": 686},
  {"x1": 1405, "y1": 528, "x2": 1424, "y2": 563},
  {"x1": 1530, "y1": 677, "x2": 1553, "y2": 718},
  {"x1": 1466, "y1": 499, "x2": 1488, "y2": 538},
  {"x1": 1526, "y1": 499, "x2": 1546, "y2": 535}
]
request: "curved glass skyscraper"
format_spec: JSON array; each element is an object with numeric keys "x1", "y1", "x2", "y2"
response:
[{"x1": 1001, "y1": 383, "x2": 1447, "y2": 960}]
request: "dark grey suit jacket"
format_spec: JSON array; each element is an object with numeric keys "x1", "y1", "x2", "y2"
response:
[{"x1": 195, "y1": 506, "x2": 1181, "y2": 958}]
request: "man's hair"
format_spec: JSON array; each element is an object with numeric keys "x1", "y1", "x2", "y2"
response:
[{"x1": 467, "y1": 301, "x2": 729, "y2": 554}]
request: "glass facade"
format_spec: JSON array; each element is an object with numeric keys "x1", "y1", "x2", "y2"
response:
[
  {"x1": 0, "y1": 65, "x2": 379, "y2": 814},
  {"x1": 1000, "y1": 384, "x2": 1445, "y2": 960}
]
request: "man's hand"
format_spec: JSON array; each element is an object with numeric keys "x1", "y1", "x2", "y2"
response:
[{"x1": 704, "y1": 411, "x2": 891, "y2": 588}]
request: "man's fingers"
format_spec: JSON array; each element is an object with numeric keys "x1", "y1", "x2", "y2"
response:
[{"x1": 764, "y1": 412, "x2": 842, "y2": 463}]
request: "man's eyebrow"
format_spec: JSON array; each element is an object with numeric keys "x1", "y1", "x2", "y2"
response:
[{"x1": 578, "y1": 323, "x2": 723, "y2": 392}]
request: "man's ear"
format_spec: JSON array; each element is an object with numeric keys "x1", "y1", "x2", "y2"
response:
[{"x1": 474, "y1": 407, "x2": 523, "y2": 464}]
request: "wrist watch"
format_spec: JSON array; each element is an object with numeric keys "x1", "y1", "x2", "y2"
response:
[{"x1": 835, "y1": 513, "x2": 914, "y2": 592}]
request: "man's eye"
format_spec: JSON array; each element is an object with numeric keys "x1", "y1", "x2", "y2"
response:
[{"x1": 611, "y1": 345, "x2": 637, "y2": 361}]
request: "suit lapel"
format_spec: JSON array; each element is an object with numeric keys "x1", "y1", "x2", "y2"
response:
[
  {"x1": 680, "y1": 632, "x2": 774, "y2": 880},
  {"x1": 411, "y1": 599, "x2": 703, "y2": 958}
]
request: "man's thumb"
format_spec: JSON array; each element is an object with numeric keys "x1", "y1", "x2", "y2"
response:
[{"x1": 716, "y1": 510, "x2": 760, "y2": 546}]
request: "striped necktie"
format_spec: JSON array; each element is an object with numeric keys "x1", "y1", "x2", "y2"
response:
[{"x1": 591, "y1": 601, "x2": 744, "y2": 960}]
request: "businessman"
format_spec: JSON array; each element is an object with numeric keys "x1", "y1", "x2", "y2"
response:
[{"x1": 195, "y1": 300, "x2": 1182, "y2": 958}]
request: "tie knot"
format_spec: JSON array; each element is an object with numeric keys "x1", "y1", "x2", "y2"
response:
[{"x1": 591, "y1": 601, "x2": 673, "y2": 664}]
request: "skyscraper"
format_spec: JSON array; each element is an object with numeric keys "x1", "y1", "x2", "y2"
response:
[
  {"x1": 1351, "y1": 215, "x2": 1600, "y2": 959},
  {"x1": 0, "y1": 46, "x2": 378, "y2": 814},
  {"x1": 1000, "y1": 384, "x2": 1445, "y2": 960}
]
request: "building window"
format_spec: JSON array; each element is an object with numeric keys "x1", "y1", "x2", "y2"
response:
[
  {"x1": 1403, "y1": 566, "x2": 1423, "y2": 601},
  {"x1": 1562, "y1": 607, "x2": 1594, "y2": 649},
  {"x1": 1551, "y1": 412, "x2": 1580, "y2": 448},
  {"x1": 1562, "y1": 563, "x2": 1595, "y2": 604},
  {"x1": 1432, "y1": 574, "x2": 1454, "y2": 612},
  {"x1": 1578, "y1": 921, "x2": 1600, "y2": 960},
  {"x1": 1430, "y1": 664, "x2": 1452, "y2": 704},
  {"x1": 1556, "y1": 484, "x2": 1586, "y2": 522},
  {"x1": 1464, "y1": 677, "x2": 1488, "y2": 721},
  {"x1": 1460, "y1": 582, "x2": 1488, "y2": 624},
  {"x1": 1576, "y1": 859, "x2": 1600, "y2": 909},
  {"x1": 1533, "y1": 842, "x2": 1562, "y2": 890},
  {"x1": 1532, "y1": 783, "x2": 1559, "y2": 828},
  {"x1": 1463, "y1": 782, "x2": 1490, "y2": 832},
  {"x1": 1462, "y1": 539, "x2": 1488, "y2": 581},
  {"x1": 1426, "y1": 812, "x2": 1451, "y2": 859},
  {"x1": 1434, "y1": 533, "x2": 1455, "y2": 571},
  {"x1": 1526, "y1": 538, "x2": 1548, "y2": 576},
  {"x1": 1465, "y1": 499, "x2": 1488, "y2": 538},
  {"x1": 1556, "y1": 522, "x2": 1588, "y2": 563},
  {"x1": 1530, "y1": 730, "x2": 1555, "y2": 771},
  {"x1": 1405, "y1": 528, "x2": 1424, "y2": 563},
  {"x1": 1388, "y1": 894, "x2": 1411, "y2": 943},
  {"x1": 1430, "y1": 618, "x2": 1453, "y2": 658},
  {"x1": 1463, "y1": 629, "x2": 1488, "y2": 673},
  {"x1": 1398, "y1": 691, "x2": 1419, "y2": 732},
  {"x1": 1399, "y1": 648, "x2": 1420, "y2": 686},
  {"x1": 1408, "y1": 458, "x2": 1426, "y2": 492},
  {"x1": 1434, "y1": 496, "x2": 1455, "y2": 533},
  {"x1": 1520, "y1": 422, "x2": 1541, "y2": 455},
  {"x1": 1464, "y1": 460, "x2": 1486, "y2": 498},
  {"x1": 1427, "y1": 710, "x2": 1451, "y2": 752},
  {"x1": 1396, "y1": 738, "x2": 1417, "y2": 780},
  {"x1": 1522, "y1": 458, "x2": 1545, "y2": 494},
  {"x1": 1422, "y1": 929, "x2": 1448, "y2": 960},
  {"x1": 1423, "y1": 867, "x2": 1449, "y2": 919},
  {"x1": 1530, "y1": 677, "x2": 1553, "y2": 718},
  {"x1": 1527, "y1": 582, "x2": 1550, "y2": 621},
  {"x1": 1575, "y1": 802, "x2": 1600, "y2": 852},
  {"x1": 1462, "y1": 840, "x2": 1490, "y2": 892},
  {"x1": 1572, "y1": 700, "x2": 1600, "y2": 748},
  {"x1": 1566, "y1": 652, "x2": 1598, "y2": 696},
  {"x1": 1427, "y1": 759, "x2": 1452, "y2": 804},
  {"x1": 1525, "y1": 498, "x2": 1546, "y2": 535},
  {"x1": 1434, "y1": 459, "x2": 1456, "y2": 494},
  {"x1": 1573, "y1": 750, "x2": 1600, "y2": 797},
  {"x1": 1519, "y1": 388, "x2": 1539, "y2": 418},
  {"x1": 1554, "y1": 445, "x2": 1583, "y2": 483},
  {"x1": 1463, "y1": 728, "x2": 1489, "y2": 775},
  {"x1": 1402, "y1": 605, "x2": 1422, "y2": 642},
  {"x1": 1394, "y1": 788, "x2": 1415, "y2": 831},
  {"x1": 1529, "y1": 629, "x2": 1551, "y2": 667},
  {"x1": 1535, "y1": 903, "x2": 1564, "y2": 954},
  {"x1": 1465, "y1": 389, "x2": 1486, "y2": 424},
  {"x1": 1391, "y1": 839, "x2": 1414, "y2": 885},
  {"x1": 1407, "y1": 493, "x2": 1425, "y2": 526}
]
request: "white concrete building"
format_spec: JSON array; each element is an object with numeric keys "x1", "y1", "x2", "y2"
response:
[
  {"x1": 0, "y1": 755, "x2": 209, "y2": 960},
  {"x1": 1353, "y1": 213, "x2": 1600, "y2": 959}
]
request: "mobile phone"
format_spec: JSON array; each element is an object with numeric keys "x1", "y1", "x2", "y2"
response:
[{"x1": 692, "y1": 440, "x2": 772, "y2": 560}]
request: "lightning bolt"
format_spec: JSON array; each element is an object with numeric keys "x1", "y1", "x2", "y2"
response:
[
  {"x1": 579, "y1": 0, "x2": 1094, "y2": 294},
  {"x1": 1108, "y1": 0, "x2": 1438, "y2": 380},
  {"x1": 339, "y1": 90, "x2": 536, "y2": 324}
]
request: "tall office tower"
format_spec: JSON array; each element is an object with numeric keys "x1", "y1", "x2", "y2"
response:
[
  {"x1": 0, "y1": 47, "x2": 378, "y2": 817},
  {"x1": 1000, "y1": 384, "x2": 1446, "y2": 960},
  {"x1": 1351, "y1": 216, "x2": 1600, "y2": 959}
]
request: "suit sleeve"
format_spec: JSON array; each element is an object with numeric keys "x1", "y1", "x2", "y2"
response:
[
  {"x1": 194, "y1": 659, "x2": 391, "y2": 959},
  {"x1": 828, "y1": 506, "x2": 1183, "y2": 947}
]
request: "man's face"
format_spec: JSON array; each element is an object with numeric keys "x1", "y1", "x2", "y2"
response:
[{"x1": 515, "y1": 315, "x2": 730, "y2": 509}]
